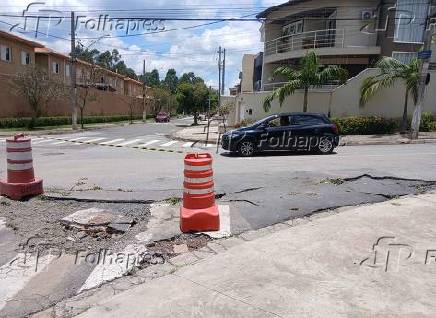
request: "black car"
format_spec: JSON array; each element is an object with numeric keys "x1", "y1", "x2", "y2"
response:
[{"x1": 221, "y1": 113, "x2": 339, "y2": 157}]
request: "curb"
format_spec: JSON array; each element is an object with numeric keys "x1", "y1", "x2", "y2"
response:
[{"x1": 340, "y1": 138, "x2": 436, "y2": 146}]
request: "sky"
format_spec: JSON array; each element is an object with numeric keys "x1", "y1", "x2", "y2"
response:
[{"x1": 0, "y1": 0, "x2": 284, "y2": 91}]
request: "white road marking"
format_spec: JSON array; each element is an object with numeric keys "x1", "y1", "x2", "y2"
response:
[
  {"x1": 0, "y1": 139, "x2": 5, "y2": 143},
  {"x1": 116, "y1": 139, "x2": 143, "y2": 147},
  {"x1": 183, "y1": 142, "x2": 194, "y2": 148},
  {"x1": 202, "y1": 205, "x2": 231, "y2": 239},
  {"x1": 100, "y1": 138, "x2": 125, "y2": 145},
  {"x1": 160, "y1": 141, "x2": 178, "y2": 147},
  {"x1": 51, "y1": 140, "x2": 66, "y2": 145},
  {"x1": 32, "y1": 139, "x2": 52, "y2": 144},
  {"x1": 137, "y1": 140, "x2": 160, "y2": 147},
  {"x1": 78, "y1": 244, "x2": 147, "y2": 292},
  {"x1": 0, "y1": 253, "x2": 53, "y2": 311},
  {"x1": 0, "y1": 218, "x2": 5, "y2": 231},
  {"x1": 83, "y1": 138, "x2": 106, "y2": 144},
  {"x1": 206, "y1": 144, "x2": 215, "y2": 148},
  {"x1": 68, "y1": 137, "x2": 90, "y2": 142}
]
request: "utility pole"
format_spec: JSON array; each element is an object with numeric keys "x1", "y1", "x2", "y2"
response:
[
  {"x1": 142, "y1": 60, "x2": 147, "y2": 123},
  {"x1": 208, "y1": 86, "x2": 211, "y2": 118},
  {"x1": 221, "y1": 48, "x2": 226, "y2": 95},
  {"x1": 411, "y1": 1, "x2": 434, "y2": 139},
  {"x1": 218, "y1": 46, "x2": 222, "y2": 108},
  {"x1": 70, "y1": 11, "x2": 78, "y2": 130}
]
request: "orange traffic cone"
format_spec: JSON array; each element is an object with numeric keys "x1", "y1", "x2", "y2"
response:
[
  {"x1": 180, "y1": 153, "x2": 219, "y2": 233},
  {"x1": 0, "y1": 134, "x2": 43, "y2": 200}
]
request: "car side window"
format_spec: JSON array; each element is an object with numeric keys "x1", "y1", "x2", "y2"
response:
[
  {"x1": 267, "y1": 117, "x2": 281, "y2": 127},
  {"x1": 292, "y1": 115, "x2": 325, "y2": 125},
  {"x1": 267, "y1": 116, "x2": 291, "y2": 127}
]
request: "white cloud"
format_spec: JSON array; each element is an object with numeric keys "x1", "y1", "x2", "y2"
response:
[{"x1": 0, "y1": 0, "x2": 272, "y2": 91}]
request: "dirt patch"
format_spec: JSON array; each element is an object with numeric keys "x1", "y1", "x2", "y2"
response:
[{"x1": 0, "y1": 196, "x2": 151, "y2": 254}]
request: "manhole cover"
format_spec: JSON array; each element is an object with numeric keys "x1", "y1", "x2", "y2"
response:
[{"x1": 41, "y1": 152, "x2": 65, "y2": 156}]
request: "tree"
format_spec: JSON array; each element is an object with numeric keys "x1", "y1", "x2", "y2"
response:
[
  {"x1": 177, "y1": 79, "x2": 208, "y2": 125},
  {"x1": 360, "y1": 57, "x2": 420, "y2": 133},
  {"x1": 77, "y1": 48, "x2": 137, "y2": 80},
  {"x1": 113, "y1": 60, "x2": 137, "y2": 80},
  {"x1": 119, "y1": 96, "x2": 139, "y2": 124},
  {"x1": 142, "y1": 69, "x2": 160, "y2": 87},
  {"x1": 77, "y1": 64, "x2": 101, "y2": 129},
  {"x1": 13, "y1": 66, "x2": 67, "y2": 129},
  {"x1": 75, "y1": 46, "x2": 100, "y2": 64},
  {"x1": 263, "y1": 50, "x2": 348, "y2": 113},
  {"x1": 179, "y1": 72, "x2": 204, "y2": 85},
  {"x1": 151, "y1": 87, "x2": 172, "y2": 113},
  {"x1": 163, "y1": 69, "x2": 178, "y2": 93}
]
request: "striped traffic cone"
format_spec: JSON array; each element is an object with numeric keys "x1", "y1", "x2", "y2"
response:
[
  {"x1": 0, "y1": 134, "x2": 43, "y2": 200},
  {"x1": 180, "y1": 153, "x2": 220, "y2": 233}
]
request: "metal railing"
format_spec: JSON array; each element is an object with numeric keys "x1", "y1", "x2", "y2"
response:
[{"x1": 265, "y1": 29, "x2": 345, "y2": 56}]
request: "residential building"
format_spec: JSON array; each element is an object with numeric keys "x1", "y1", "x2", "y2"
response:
[
  {"x1": 0, "y1": 30, "x2": 44, "y2": 75},
  {"x1": 0, "y1": 30, "x2": 148, "y2": 118},
  {"x1": 256, "y1": 0, "x2": 431, "y2": 90},
  {"x1": 225, "y1": 0, "x2": 436, "y2": 126}
]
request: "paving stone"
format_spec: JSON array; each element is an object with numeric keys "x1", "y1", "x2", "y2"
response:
[
  {"x1": 135, "y1": 262, "x2": 175, "y2": 280},
  {"x1": 219, "y1": 237, "x2": 245, "y2": 250},
  {"x1": 206, "y1": 241, "x2": 228, "y2": 254},
  {"x1": 167, "y1": 252, "x2": 199, "y2": 267},
  {"x1": 239, "y1": 227, "x2": 272, "y2": 241},
  {"x1": 192, "y1": 246, "x2": 219, "y2": 260}
]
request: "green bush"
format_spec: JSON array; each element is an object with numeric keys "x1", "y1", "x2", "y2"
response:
[
  {"x1": 0, "y1": 115, "x2": 145, "y2": 129},
  {"x1": 332, "y1": 116, "x2": 399, "y2": 135},
  {"x1": 420, "y1": 112, "x2": 435, "y2": 132}
]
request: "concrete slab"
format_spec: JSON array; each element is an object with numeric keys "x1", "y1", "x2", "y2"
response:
[{"x1": 75, "y1": 193, "x2": 436, "y2": 318}]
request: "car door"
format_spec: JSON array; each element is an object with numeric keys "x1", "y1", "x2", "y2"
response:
[
  {"x1": 261, "y1": 115, "x2": 292, "y2": 151},
  {"x1": 289, "y1": 115, "x2": 328, "y2": 151}
]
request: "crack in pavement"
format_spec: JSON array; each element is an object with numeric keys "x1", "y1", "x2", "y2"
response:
[
  {"x1": 221, "y1": 199, "x2": 260, "y2": 207},
  {"x1": 343, "y1": 174, "x2": 436, "y2": 184}
]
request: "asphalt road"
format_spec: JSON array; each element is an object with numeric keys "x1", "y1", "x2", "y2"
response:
[{"x1": 1, "y1": 118, "x2": 436, "y2": 317}]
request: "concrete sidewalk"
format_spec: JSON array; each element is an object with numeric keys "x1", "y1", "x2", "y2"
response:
[
  {"x1": 173, "y1": 125, "x2": 436, "y2": 146},
  {"x1": 73, "y1": 193, "x2": 436, "y2": 318}
]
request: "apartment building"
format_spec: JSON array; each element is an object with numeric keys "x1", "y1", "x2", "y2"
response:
[
  {"x1": 0, "y1": 30, "x2": 147, "y2": 118},
  {"x1": 225, "y1": 0, "x2": 435, "y2": 126},
  {"x1": 255, "y1": 0, "x2": 432, "y2": 90},
  {"x1": 0, "y1": 31, "x2": 44, "y2": 76}
]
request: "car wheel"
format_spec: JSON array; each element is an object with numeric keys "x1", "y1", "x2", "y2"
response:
[
  {"x1": 238, "y1": 141, "x2": 255, "y2": 157},
  {"x1": 317, "y1": 137, "x2": 334, "y2": 154}
]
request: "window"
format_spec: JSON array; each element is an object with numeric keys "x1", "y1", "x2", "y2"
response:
[
  {"x1": 21, "y1": 51, "x2": 31, "y2": 65},
  {"x1": 52, "y1": 62, "x2": 60, "y2": 74},
  {"x1": 0, "y1": 45, "x2": 11, "y2": 62},
  {"x1": 282, "y1": 20, "x2": 303, "y2": 36},
  {"x1": 292, "y1": 115, "x2": 326, "y2": 125},
  {"x1": 65, "y1": 64, "x2": 70, "y2": 77},
  {"x1": 394, "y1": 0, "x2": 429, "y2": 43},
  {"x1": 267, "y1": 116, "x2": 291, "y2": 127},
  {"x1": 392, "y1": 52, "x2": 417, "y2": 64}
]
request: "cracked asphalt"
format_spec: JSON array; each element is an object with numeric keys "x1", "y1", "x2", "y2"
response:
[{"x1": 1, "y1": 118, "x2": 436, "y2": 317}]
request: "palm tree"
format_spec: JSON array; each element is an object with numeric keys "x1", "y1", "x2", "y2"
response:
[
  {"x1": 360, "y1": 57, "x2": 420, "y2": 133},
  {"x1": 263, "y1": 50, "x2": 348, "y2": 113}
]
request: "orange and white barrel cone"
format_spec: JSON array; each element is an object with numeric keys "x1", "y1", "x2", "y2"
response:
[
  {"x1": 180, "y1": 153, "x2": 220, "y2": 233},
  {"x1": 0, "y1": 134, "x2": 43, "y2": 200}
]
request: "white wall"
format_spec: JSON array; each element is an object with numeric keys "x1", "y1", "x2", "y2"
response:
[{"x1": 228, "y1": 69, "x2": 436, "y2": 126}]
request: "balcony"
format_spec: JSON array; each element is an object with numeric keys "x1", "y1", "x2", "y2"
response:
[
  {"x1": 265, "y1": 29, "x2": 344, "y2": 56},
  {"x1": 264, "y1": 28, "x2": 380, "y2": 64}
]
